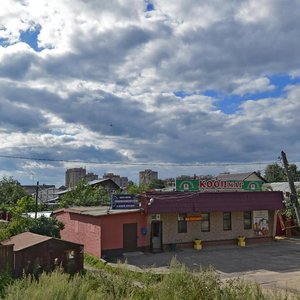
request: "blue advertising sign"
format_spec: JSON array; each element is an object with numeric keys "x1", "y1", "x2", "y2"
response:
[{"x1": 111, "y1": 194, "x2": 140, "y2": 209}]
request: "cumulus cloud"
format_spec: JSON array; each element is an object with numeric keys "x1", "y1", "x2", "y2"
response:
[
  {"x1": 232, "y1": 77, "x2": 275, "y2": 95},
  {"x1": 0, "y1": 0, "x2": 300, "y2": 185}
]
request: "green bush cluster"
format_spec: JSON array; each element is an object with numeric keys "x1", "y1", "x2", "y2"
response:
[{"x1": 1, "y1": 259, "x2": 299, "y2": 300}]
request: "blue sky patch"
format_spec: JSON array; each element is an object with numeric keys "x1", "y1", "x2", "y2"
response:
[
  {"x1": 20, "y1": 25, "x2": 43, "y2": 52},
  {"x1": 175, "y1": 74, "x2": 300, "y2": 114},
  {"x1": 174, "y1": 90, "x2": 194, "y2": 98},
  {"x1": 145, "y1": 1, "x2": 154, "y2": 11}
]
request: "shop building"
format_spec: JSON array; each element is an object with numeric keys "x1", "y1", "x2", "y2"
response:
[
  {"x1": 141, "y1": 191, "x2": 283, "y2": 252},
  {"x1": 54, "y1": 190, "x2": 283, "y2": 258}
]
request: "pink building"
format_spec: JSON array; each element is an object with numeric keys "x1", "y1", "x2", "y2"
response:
[{"x1": 55, "y1": 207, "x2": 148, "y2": 258}]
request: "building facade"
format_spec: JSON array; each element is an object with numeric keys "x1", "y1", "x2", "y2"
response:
[
  {"x1": 54, "y1": 190, "x2": 283, "y2": 258},
  {"x1": 65, "y1": 168, "x2": 87, "y2": 188},
  {"x1": 55, "y1": 207, "x2": 147, "y2": 258},
  {"x1": 139, "y1": 169, "x2": 158, "y2": 185}
]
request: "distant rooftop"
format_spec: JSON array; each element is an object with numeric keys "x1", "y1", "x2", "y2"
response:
[{"x1": 216, "y1": 172, "x2": 266, "y2": 182}]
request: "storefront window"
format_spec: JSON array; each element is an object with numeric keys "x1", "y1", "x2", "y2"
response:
[
  {"x1": 201, "y1": 213, "x2": 210, "y2": 232},
  {"x1": 244, "y1": 211, "x2": 252, "y2": 230},
  {"x1": 178, "y1": 213, "x2": 187, "y2": 233},
  {"x1": 223, "y1": 212, "x2": 232, "y2": 231}
]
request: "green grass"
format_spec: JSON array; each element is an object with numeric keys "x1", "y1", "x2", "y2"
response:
[{"x1": 1, "y1": 257, "x2": 299, "y2": 300}]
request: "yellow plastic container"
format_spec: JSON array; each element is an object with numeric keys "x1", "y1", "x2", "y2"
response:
[
  {"x1": 194, "y1": 239, "x2": 202, "y2": 250},
  {"x1": 238, "y1": 236, "x2": 246, "y2": 247}
]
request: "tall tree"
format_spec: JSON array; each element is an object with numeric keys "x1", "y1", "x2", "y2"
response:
[
  {"x1": 264, "y1": 163, "x2": 286, "y2": 182},
  {"x1": 0, "y1": 176, "x2": 26, "y2": 206},
  {"x1": 59, "y1": 180, "x2": 110, "y2": 207},
  {"x1": 288, "y1": 164, "x2": 300, "y2": 182}
]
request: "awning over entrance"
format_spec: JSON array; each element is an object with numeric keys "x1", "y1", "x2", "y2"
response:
[{"x1": 143, "y1": 191, "x2": 284, "y2": 214}]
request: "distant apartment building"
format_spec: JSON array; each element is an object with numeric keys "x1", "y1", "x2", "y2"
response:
[
  {"x1": 102, "y1": 173, "x2": 128, "y2": 188},
  {"x1": 65, "y1": 168, "x2": 86, "y2": 188},
  {"x1": 139, "y1": 169, "x2": 158, "y2": 185},
  {"x1": 65, "y1": 168, "x2": 99, "y2": 188},
  {"x1": 85, "y1": 172, "x2": 99, "y2": 182},
  {"x1": 120, "y1": 176, "x2": 129, "y2": 188},
  {"x1": 103, "y1": 173, "x2": 121, "y2": 186},
  {"x1": 163, "y1": 178, "x2": 176, "y2": 187}
]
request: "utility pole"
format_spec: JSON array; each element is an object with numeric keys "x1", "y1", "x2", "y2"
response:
[
  {"x1": 281, "y1": 151, "x2": 300, "y2": 226},
  {"x1": 35, "y1": 181, "x2": 39, "y2": 219}
]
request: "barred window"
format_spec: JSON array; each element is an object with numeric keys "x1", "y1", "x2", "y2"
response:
[
  {"x1": 223, "y1": 212, "x2": 232, "y2": 231},
  {"x1": 201, "y1": 213, "x2": 210, "y2": 232},
  {"x1": 178, "y1": 213, "x2": 187, "y2": 233},
  {"x1": 244, "y1": 211, "x2": 252, "y2": 230}
]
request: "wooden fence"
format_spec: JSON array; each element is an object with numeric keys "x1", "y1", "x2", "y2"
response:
[{"x1": 0, "y1": 244, "x2": 14, "y2": 273}]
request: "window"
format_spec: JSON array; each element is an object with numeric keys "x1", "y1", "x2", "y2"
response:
[
  {"x1": 244, "y1": 211, "x2": 252, "y2": 230},
  {"x1": 223, "y1": 212, "x2": 232, "y2": 231},
  {"x1": 201, "y1": 213, "x2": 210, "y2": 232},
  {"x1": 178, "y1": 213, "x2": 187, "y2": 233}
]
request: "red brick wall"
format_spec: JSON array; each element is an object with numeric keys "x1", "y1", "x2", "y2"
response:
[
  {"x1": 56, "y1": 211, "x2": 148, "y2": 257},
  {"x1": 56, "y1": 212, "x2": 101, "y2": 257},
  {"x1": 100, "y1": 212, "x2": 148, "y2": 251}
]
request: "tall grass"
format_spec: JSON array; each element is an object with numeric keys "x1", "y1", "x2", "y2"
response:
[{"x1": 2, "y1": 259, "x2": 299, "y2": 300}]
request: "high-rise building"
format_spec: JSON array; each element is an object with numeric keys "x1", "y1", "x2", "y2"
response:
[
  {"x1": 65, "y1": 168, "x2": 86, "y2": 188},
  {"x1": 85, "y1": 172, "x2": 99, "y2": 182},
  {"x1": 120, "y1": 176, "x2": 129, "y2": 188},
  {"x1": 103, "y1": 173, "x2": 121, "y2": 186},
  {"x1": 139, "y1": 169, "x2": 158, "y2": 185}
]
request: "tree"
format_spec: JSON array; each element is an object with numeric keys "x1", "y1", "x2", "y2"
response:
[
  {"x1": 0, "y1": 177, "x2": 26, "y2": 206},
  {"x1": 127, "y1": 183, "x2": 150, "y2": 194},
  {"x1": 264, "y1": 163, "x2": 286, "y2": 182},
  {"x1": 264, "y1": 163, "x2": 300, "y2": 183},
  {"x1": 59, "y1": 180, "x2": 110, "y2": 208},
  {"x1": 0, "y1": 215, "x2": 64, "y2": 241},
  {"x1": 288, "y1": 164, "x2": 300, "y2": 182},
  {"x1": 12, "y1": 196, "x2": 36, "y2": 215},
  {"x1": 149, "y1": 179, "x2": 165, "y2": 189}
]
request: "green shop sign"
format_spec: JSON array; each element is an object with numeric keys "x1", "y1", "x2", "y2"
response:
[
  {"x1": 176, "y1": 180, "x2": 199, "y2": 191},
  {"x1": 176, "y1": 179, "x2": 263, "y2": 192}
]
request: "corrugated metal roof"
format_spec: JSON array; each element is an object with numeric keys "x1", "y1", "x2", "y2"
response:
[
  {"x1": 263, "y1": 182, "x2": 300, "y2": 193},
  {"x1": 54, "y1": 206, "x2": 141, "y2": 217},
  {"x1": 216, "y1": 172, "x2": 257, "y2": 181},
  {"x1": 145, "y1": 191, "x2": 284, "y2": 213},
  {"x1": 1, "y1": 232, "x2": 52, "y2": 251}
]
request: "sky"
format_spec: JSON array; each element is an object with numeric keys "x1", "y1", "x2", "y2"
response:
[{"x1": 0, "y1": 0, "x2": 300, "y2": 186}]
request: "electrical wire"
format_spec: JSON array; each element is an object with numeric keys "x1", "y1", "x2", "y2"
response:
[{"x1": 0, "y1": 154, "x2": 294, "y2": 167}]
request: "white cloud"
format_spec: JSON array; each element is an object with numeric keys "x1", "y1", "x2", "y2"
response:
[
  {"x1": 233, "y1": 77, "x2": 275, "y2": 95},
  {"x1": 0, "y1": 0, "x2": 300, "y2": 185},
  {"x1": 235, "y1": 0, "x2": 273, "y2": 24}
]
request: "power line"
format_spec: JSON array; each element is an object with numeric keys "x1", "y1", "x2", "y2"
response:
[{"x1": 0, "y1": 154, "x2": 290, "y2": 167}]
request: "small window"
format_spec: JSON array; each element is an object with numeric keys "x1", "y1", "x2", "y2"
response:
[
  {"x1": 201, "y1": 213, "x2": 210, "y2": 232},
  {"x1": 244, "y1": 211, "x2": 252, "y2": 230},
  {"x1": 178, "y1": 213, "x2": 187, "y2": 233},
  {"x1": 223, "y1": 212, "x2": 232, "y2": 231}
]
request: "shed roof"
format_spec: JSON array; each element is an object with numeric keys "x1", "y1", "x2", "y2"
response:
[
  {"x1": 1, "y1": 232, "x2": 52, "y2": 251},
  {"x1": 144, "y1": 191, "x2": 283, "y2": 213},
  {"x1": 1, "y1": 232, "x2": 84, "y2": 252}
]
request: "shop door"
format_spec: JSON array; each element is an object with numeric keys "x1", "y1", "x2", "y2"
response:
[
  {"x1": 151, "y1": 221, "x2": 162, "y2": 252},
  {"x1": 123, "y1": 223, "x2": 138, "y2": 252}
]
